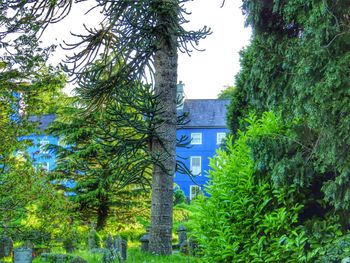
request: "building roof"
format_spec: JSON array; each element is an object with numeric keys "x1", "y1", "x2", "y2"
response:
[
  {"x1": 29, "y1": 114, "x2": 56, "y2": 131},
  {"x1": 29, "y1": 99, "x2": 230, "y2": 131},
  {"x1": 178, "y1": 99, "x2": 230, "y2": 128}
]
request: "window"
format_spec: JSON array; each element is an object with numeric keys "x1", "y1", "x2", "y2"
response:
[
  {"x1": 191, "y1": 133, "x2": 202, "y2": 145},
  {"x1": 190, "y1": 185, "x2": 201, "y2": 200},
  {"x1": 40, "y1": 139, "x2": 50, "y2": 154},
  {"x1": 217, "y1": 132, "x2": 227, "y2": 145},
  {"x1": 190, "y1": 156, "x2": 201, "y2": 176},
  {"x1": 35, "y1": 162, "x2": 49, "y2": 171}
]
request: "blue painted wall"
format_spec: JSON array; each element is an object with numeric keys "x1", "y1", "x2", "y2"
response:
[
  {"x1": 25, "y1": 134, "x2": 58, "y2": 171},
  {"x1": 175, "y1": 127, "x2": 228, "y2": 199}
]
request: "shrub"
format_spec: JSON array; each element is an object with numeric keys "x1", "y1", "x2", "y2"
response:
[
  {"x1": 174, "y1": 189, "x2": 186, "y2": 206},
  {"x1": 190, "y1": 112, "x2": 308, "y2": 262},
  {"x1": 314, "y1": 233, "x2": 350, "y2": 263}
]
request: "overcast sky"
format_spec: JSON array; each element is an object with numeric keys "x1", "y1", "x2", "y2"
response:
[
  {"x1": 178, "y1": 1, "x2": 251, "y2": 99},
  {"x1": 43, "y1": 1, "x2": 251, "y2": 99}
]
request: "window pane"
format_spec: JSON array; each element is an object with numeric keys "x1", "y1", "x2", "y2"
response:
[
  {"x1": 190, "y1": 185, "x2": 201, "y2": 200},
  {"x1": 191, "y1": 156, "x2": 201, "y2": 175},
  {"x1": 217, "y1": 132, "x2": 226, "y2": 145},
  {"x1": 191, "y1": 133, "x2": 202, "y2": 144}
]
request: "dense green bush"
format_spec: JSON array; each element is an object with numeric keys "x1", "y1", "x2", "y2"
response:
[
  {"x1": 315, "y1": 233, "x2": 350, "y2": 263},
  {"x1": 173, "y1": 189, "x2": 187, "y2": 206},
  {"x1": 190, "y1": 112, "x2": 308, "y2": 262}
]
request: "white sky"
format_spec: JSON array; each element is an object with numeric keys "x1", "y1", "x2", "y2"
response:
[{"x1": 42, "y1": 1, "x2": 251, "y2": 99}]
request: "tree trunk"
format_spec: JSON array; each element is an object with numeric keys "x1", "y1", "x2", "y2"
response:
[
  {"x1": 96, "y1": 201, "x2": 108, "y2": 231},
  {"x1": 148, "y1": 35, "x2": 178, "y2": 254}
]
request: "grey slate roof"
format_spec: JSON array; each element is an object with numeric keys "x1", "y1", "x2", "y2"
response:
[
  {"x1": 29, "y1": 99, "x2": 230, "y2": 131},
  {"x1": 178, "y1": 99, "x2": 230, "y2": 128},
  {"x1": 29, "y1": 114, "x2": 56, "y2": 131}
]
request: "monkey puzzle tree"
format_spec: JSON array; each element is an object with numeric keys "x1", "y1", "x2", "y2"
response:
[
  {"x1": 47, "y1": 94, "x2": 153, "y2": 230},
  {"x1": 1, "y1": 0, "x2": 210, "y2": 254}
]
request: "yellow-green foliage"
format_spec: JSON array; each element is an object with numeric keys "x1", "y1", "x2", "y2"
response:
[{"x1": 190, "y1": 112, "x2": 308, "y2": 262}]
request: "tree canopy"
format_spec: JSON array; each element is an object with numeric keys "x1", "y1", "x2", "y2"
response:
[{"x1": 228, "y1": 0, "x2": 350, "y2": 230}]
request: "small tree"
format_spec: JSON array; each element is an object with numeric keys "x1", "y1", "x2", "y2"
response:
[
  {"x1": 48, "y1": 95, "x2": 152, "y2": 230},
  {"x1": 0, "y1": 33, "x2": 69, "y2": 241}
]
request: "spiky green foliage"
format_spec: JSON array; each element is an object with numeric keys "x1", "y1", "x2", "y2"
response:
[
  {"x1": 229, "y1": 0, "x2": 350, "y2": 224},
  {"x1": 47, "y1": 94, "x2": 152, "y2": 230},
  {"x1": 1, "y1": 0, "x2": 211, "y2": 253}
]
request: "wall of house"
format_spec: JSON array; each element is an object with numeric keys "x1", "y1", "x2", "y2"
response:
[
  {"x1": 175, "y1": 127, "x2": 228, "y2": 199},
  {"x1": 26, "y1": 134, "x2": 58, "y2": 171},
  {"x1": 26, "y1": 123, "x2": 228, "y2": 199}
]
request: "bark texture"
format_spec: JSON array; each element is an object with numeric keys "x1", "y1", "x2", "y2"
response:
[
  {"x1": 96, "y1": 197, "x2": 108, "y2": 231},
  {"x1": 148, "y1": 38, "x2": 178, "y2": 254}
]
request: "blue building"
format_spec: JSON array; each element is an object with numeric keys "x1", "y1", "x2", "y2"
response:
[
  {"x1": 26, "y1": 96, "x2": 230, "y2": 199},
  {"x1": 27, "y1": 115, "x2": 58, "y2": 171},
  {"x1": 175, "y1": 99, "x2": 230, "y2": 200}
]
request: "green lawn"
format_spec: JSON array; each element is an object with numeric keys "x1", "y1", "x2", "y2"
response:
[
  {"x1": 126, "y1": 248, "x2": 201, "y2": 263},
  {"x1": 31, "y1": 248, "x2": 202, "y2": 263}
]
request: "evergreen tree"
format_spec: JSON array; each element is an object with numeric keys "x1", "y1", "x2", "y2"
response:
[
  {"x1": 48, "y1": 95, "x2": 152, "y2": 230},
  {"x1": 229, "y1": 0, "x2": 350, "y2": 226},
  {"x1": 1, "y1": 0, "x2": 211, "y2": 254}
]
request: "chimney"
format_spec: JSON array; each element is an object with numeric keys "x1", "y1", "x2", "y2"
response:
[{"x1": 176, "y1": 81, "x2": 185, "y2": 110}]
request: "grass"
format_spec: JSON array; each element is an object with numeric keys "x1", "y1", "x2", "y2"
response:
[
  {"x1": 31, "y1": 248, "x2": 202, "y2": 263},
  {"x1": 125, "y1": 248, "x2": 201, "y2": 263}
]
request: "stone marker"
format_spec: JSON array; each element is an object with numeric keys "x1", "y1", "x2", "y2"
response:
[
  {"x1": 140, "y1": 233, "x2": 150, "y2": 252},
  {"x1": 113, "y1": 235, "x2": 121, "y2": 252},
  {"x1": 177, "y1": 225, "x2": 187, "y2": 247},
  {"x1": 105, "y1": 234, "x2": 114, "y2": 250},
  {"x1": 13, "y1": 247, "x2": 32, "y2": 263},
  {"x1": 120, "y1": 239, "x2": 127, "y2": 261},
  {"x1": 88, "y1": 228, "x2": 100, "y2": 250},
  {"x1": 0, "y1": 233, "x2": 13, "y2": 258}
]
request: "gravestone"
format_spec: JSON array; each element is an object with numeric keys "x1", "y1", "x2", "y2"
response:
[
  {"x1": 0, "y1": 233, "x2": 13, "y2": 258},
  {"x1": 140, "y1": 233, "x2": 149, "y2": 252},
  {"x1": 113, "y1": 235, "x2": 121, "y2": 252},
  {"x1": 105, "y1": 234, "x2": 114, "y2": 250},
  {"x1": 88, "y1": 229, "x2": 100, "y2": 250},
  {"x1": 177, "y1": 225, "x2": 187, "y2": 247},
  {"x1": 120, "y1": 239, "x2": 127, "y2": 261},
  {"x1": 13, "y1": 247, "x2": 32, "y2": 263}
]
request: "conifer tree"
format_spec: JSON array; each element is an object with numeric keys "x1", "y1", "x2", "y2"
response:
[
  {"x1": 47, "y1": 95, "x2": 152, "y2": 230},
  {"x1": 1, "y1": 0, "x2": 210, "y2": 254},
  {"x1": 229, "y1": 0, "x2": 350, "y2": 225}
]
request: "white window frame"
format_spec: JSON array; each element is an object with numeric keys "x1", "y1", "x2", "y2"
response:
[
  {"x1": 216, "y1": 132, "x2": 227, "y2": 145},
  {"x1": 190, "y1": 133, "x2": 202, "y2": 145},
  {"x1": 190, "y1": 185, "x2": 201, "y2": 200},
  {"x1": 190, "y1": 156, "x2": 201, "y2": 176}
]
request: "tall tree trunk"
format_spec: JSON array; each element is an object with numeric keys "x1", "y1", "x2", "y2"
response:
[
  {"x1": 96, "y1": 200, "x2": 108, "y2": 231},
  {"x1": 148, "y1": 36, "x2": 178, "y2": 254}
]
